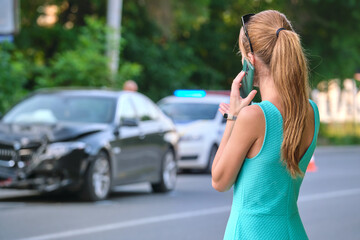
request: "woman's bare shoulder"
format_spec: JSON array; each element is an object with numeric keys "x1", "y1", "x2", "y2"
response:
[
  {"x1": 237, "y1": 104, "x2": 264, "y2": 121},
  {"x1": 232, "y1": 104, "x2": 265, "y2": 143}
]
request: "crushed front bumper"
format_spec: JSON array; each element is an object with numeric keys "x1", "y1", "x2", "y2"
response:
[{"x1": 0, "y1": 143, "x2": 92, "y2": 192}]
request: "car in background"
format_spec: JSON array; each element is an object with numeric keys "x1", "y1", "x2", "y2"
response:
[
  {"x1": 158, "y1": 90, "x2": 229, "y2": 173},
  {"x1": 0, "y1": 89, "x2": 179, "y2": 201}
]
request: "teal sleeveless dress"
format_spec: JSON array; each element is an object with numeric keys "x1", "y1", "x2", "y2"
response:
[{"x1": 223, "y1": 100, "x2": 320, "y2": 240}]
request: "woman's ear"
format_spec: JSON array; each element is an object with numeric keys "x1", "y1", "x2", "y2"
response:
[{"x1": 247, "y1": 53, "x2": 255, "y2": 65}]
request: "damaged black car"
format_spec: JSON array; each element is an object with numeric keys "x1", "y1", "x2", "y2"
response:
[{"x1": 0, "y1": 89, "x2": 179, "y2": 201}]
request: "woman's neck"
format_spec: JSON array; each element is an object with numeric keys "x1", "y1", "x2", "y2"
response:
[{"x1": 258, "y1": 75, "x2": 282, "y2": 106}]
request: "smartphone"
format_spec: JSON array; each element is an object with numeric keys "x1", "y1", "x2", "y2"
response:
[{"x1": 239, "y1": 59, "x2": 254, "y2": 98}]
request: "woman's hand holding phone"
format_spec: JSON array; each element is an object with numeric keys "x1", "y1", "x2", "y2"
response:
[{"x1": 219, "y1": 71, "x2": 257, "y2": 118}]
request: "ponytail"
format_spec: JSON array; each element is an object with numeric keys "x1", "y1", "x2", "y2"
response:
[{"x1": 271, "y1": 30, "x2": 309, "y2": 178}]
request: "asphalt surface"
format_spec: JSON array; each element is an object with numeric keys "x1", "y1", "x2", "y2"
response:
[{"x1": 0, "y1": 146, "x2": 359, "y2": 240}]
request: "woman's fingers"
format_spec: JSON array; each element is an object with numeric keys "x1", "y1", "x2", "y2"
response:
[
  {"x1": 220, "y1": 102, "x2": 229, "y2": 109},
  {"x1": 231, "y1": 71, "x2": 246, "y2": 98},
  {"x1": 232, "y1": 71, "x2": 246, "y2": 85},
  {"x1": 219, "y1": 103, "x2": 230, "y2": 115},
  {"x1": 220, "y1": 103, "x2": 230, "y2": 112},
  {"x1": 218, "y1": 108, "x2": 226, "y2": 115},
  {"x1": 242, "y1": 90, "x2": 257, "y2": 106}
]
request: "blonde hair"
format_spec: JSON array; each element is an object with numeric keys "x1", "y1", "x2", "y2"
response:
[{"x1": 239, "y1": 10, "x2": 309, "y2": 178}]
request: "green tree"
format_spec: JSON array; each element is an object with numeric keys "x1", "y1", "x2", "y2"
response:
[
  {"x1": 0, "y1": 43, "x2": 27, "y2": 113},
  {"x1": 8, "y1": 0, "x2": 360, "y2": 106},
  {"x1": 287, "y1": 0, "x2": 360, "y2": 87}
]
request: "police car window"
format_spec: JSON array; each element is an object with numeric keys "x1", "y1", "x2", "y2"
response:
[
  {"x1": 132, "y1": 95, "x2": 158, "y2": 121},
  {"x1": 159, "y1": 103, "x2": 218, "y2": 123}
]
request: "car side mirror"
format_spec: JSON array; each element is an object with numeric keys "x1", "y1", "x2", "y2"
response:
[{"x1": 120, "y1": 118, "x2": 138, "y2": 127}]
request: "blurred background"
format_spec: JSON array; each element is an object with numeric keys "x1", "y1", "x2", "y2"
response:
[
  {"x1": 1, "y1": 0, "x2": 360, "y2": 144},
  {"x1": 0, "y1": 1, "x2": 360, "y2": 240}
]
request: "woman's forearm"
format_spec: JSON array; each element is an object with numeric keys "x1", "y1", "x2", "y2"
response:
[
  {"x1": 211, "y1": 71, "x2": 257, "y2": 190},
  {"x1": 211, "y1": 120, "x2": 235, "y2": 174}
]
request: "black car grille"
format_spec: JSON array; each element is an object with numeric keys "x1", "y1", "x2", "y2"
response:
[
  {"x1": 0, "y1": 146, "x2": 39, "y2": 180},
  {"x1": 0, "y1": 148, "x2": 17, "y2": 161},
  {"x1": 0, "y1": 147, "x2": 18, "y2": 179},
  {"x1": 0, "y1": 146, "x2": 37, "y2": 168}
]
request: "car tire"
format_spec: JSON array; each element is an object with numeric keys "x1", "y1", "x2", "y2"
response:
[
  {"x1": 79, "y1": 151, "x2": 111, "y2": 201},
  {"x1": 205, "y1": 145, "x2": 218, "y2": 173},
  {"x1": 151, "y1": 149, "x2": 177, "y2": 193}
]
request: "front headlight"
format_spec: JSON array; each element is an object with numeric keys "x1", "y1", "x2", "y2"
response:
[
  {"x1": 42, "y1": 142, "x2": 87, "y2": 159},
  {"x1": 164, "y1": 131, "x2": 180, "y2": 145}
]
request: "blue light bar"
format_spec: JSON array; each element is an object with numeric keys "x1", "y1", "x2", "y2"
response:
[{"x1": 174, "y1": 90, "x2": 206, "y2": 98}]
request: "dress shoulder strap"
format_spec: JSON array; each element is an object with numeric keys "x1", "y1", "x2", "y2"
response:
[
  {"x1": 251, "y1": 101, "x2": 283, "y2": 158},
  {"x1": 308, "y1": 99, "x2": 320, "y2": 139}
]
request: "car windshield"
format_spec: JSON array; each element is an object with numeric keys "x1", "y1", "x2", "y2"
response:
[
  {"x1": 3, "y1": 94, "x2": 116, "y2": 124},
  {"x1": 159, "y1": 102, "x2": 218, "y2": 123}
]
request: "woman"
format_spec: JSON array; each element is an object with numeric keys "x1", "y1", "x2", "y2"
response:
[{"x1": 211, "y1": 10, "x2": 320, "y2": 239}]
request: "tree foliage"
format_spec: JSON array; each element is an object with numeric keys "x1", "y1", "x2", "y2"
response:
[
  {"x1": 36, "y1": 17, "x2": 141, "y2": 89},
  {"x1": 0, "y1": 0, "x2": 358, "y2": 112},
  {"x1": 0, "y1": 43, "x2": 27, "y2": 113},
  {"x1": 290, "y1": 0, "x2": 360, "y2": 86}
]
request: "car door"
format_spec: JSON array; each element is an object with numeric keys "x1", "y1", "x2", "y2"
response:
[
  {"x1": 130, "y1": 94, "x2": 164, "y2": 181},
  {"x1": 112, "y1": 95, "x2": 144, "y2": 184}
]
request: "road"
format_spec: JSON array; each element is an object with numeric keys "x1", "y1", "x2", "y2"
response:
[{"x1": 0, "y1": 146, "x2": 359, "y2": 240}]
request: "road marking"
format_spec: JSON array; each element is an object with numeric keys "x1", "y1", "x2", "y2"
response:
[
  {"x1": 17, "y1": 188, "x2": 360, "y2": 240},
  {"x1": 17, "y1": 206, "x2": 230, "y2": 240}
]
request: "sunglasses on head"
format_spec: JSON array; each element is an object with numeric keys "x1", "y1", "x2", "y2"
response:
[{"x1": 241, "y1": 14, "x2": 255, "y2": 53}]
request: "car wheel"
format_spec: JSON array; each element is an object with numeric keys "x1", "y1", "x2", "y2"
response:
[
  {"x1": 152, "y1": 149, "x2": 177, "y2": 193},
  {"x1": 205, "y1": 145, "x2": 218, "y2": 173},
  {"x1": 79, "y1": 151, "x2": 111, "y2": 201}
]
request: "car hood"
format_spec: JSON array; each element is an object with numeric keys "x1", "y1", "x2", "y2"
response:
[
  {"x1": 175, "y1": 120, "x2": 214, "y2": 136},
  {"x1": 0, "y1": 122, "x2": 109, "y2": 147}
]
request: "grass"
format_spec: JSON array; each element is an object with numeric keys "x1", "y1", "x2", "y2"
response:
[{"x1": 318, "y1": 122, "x2": 360, "y2": 145}]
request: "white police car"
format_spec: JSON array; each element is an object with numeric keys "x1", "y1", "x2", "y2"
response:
[{"x1": 158, "y1": 90, "x2": 229, "y2": 172}]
